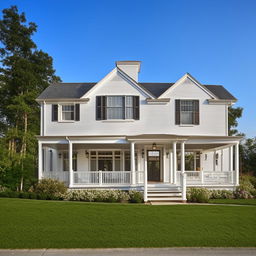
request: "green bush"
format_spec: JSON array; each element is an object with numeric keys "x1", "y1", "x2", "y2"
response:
[
  {"x1": 63, "y1": 189, "x2": 130, "y2": 203},
  {"x1": 128, "y1": 190, "x2": 144, "y2": 203},
  {"x1": 33, "y1": 178, "x2": 67, "y2": 197},
  {"x1": 210, "y1": 189, "x2": 234, "y2": 199},
  {"x1": 187, "y1": 188, "x2": 210, "y2": 203}
]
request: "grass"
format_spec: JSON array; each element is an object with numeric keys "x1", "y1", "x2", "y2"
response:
[
  {"x1": 0, "y1": 198, "x2": 256, "y2": 248},
  {"x1": 209, "y1": 198, "x2": 256, "y2": 205}
]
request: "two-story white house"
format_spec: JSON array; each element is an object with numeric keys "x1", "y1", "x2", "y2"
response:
[{"x1": 36, "y1": 61, "x2": 242, "y2": 202}]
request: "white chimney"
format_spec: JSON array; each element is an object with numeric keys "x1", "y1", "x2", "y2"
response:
[{"x1": 116, "y1": 61, "x2": 141, "y2": 82}]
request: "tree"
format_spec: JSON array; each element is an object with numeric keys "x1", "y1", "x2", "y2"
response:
[
  {"x1": 240, "y1": 138, "x2": 256, "y2": 176},
  {"x1": 228, "y1": 106, "x2": 243, "y2": 136},
  {"x1": 0, "y1": 6, "x2": 60, "y2": 190}
]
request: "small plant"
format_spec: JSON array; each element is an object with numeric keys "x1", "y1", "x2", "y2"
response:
[
  {"x1": 187, "y1": 188, "x2": 210, "y2": 203},
  {"x1": 128, "y1": 190, "x2": 144, "y2": 203}
]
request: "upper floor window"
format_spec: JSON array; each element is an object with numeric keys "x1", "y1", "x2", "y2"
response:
[
  {"x1": 52, "y1": 104, "x2": 80, "y2": 122},
  {"x1": 175, "y1": 99, "x2": 199, "y2": 125},
  {"x1": 62, "y1": 105, "x2": 74, "y2": 121},
  {"x1": 96, "y1": 96, "x2": 139, "y2": 120}
]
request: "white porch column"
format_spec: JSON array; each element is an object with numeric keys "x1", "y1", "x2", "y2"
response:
[
  {"x1": 130, "y1": 142, "x2": 136, "y2": 185},
  {"x1": 173, "y1": 141, "x2": 177, "y2": 184},
  {"x1": 169, "y1": 148, "x2": 173, "y2": 183},
  {"x1": 235, "y1": 143, "x2": 239, "y2": 186},
  {"x1": 69, "y1": 141, "x2": 73, "y2": 187},
  {"x1": 180, "y1": 141, "x2": 186, "y2": 201},
  {"x1": 229, "y1": 145, "x2": 234, "y2": 184},
  {"x1": 181, "y1": 141, "x2": 185, "y2": 174},
  {"x1": 144, "y1": 146, "x2": 148, "y2": 202},
  {"x1": 38, "y1": 141, "x2": 43, "y2": 180}
]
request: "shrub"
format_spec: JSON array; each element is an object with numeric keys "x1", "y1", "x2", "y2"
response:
[
  {"x1": 210, "y1": 190, "x2": 234, "y2": 199},
  {"x1": 63, "y1": 189, "x2": 131, "y2": 203},
  {"x1": 0, "y1": 185, "x2": 8, "y2": 192},
  {"x1": 33, "y1": 178, "x2": 67, "y2": 197},
  {"x1": 128, "y1": 190, "x2": 144, "y2": 203},
  {"x1": 187, "y1": 188, "x2": 210, "y2": 203}
]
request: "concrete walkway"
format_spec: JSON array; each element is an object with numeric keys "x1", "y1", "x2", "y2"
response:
[{"x1": 0, "y1": 248, "x2": 256, "y2": 256}]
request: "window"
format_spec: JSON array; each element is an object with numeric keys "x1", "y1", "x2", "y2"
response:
[
  {"x1": 96, "y1": 96, "x2": 139, "y2": 120},
  {"x1": 175, "y1": 100, "x2": 199, "y2": 125},
  {"x1": 62, "y1": 105, "x2": 74, "y2": 121},
  {"x1": 52, "y1": 104, "x2": 80, "y2": 122},
  {"x1": 49, "y1": 150, "x2": 53, "y2": 172},
  {"x1": 63, "y1": 152, "x2": 77, "y2": 171}
]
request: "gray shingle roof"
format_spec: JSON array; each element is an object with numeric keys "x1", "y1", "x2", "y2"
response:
[
  {"x1": 139, "y1": 83, "x2": 175, "y2": 98},
  {"x1": 204, "y1": 85, "x2": 237, "y2": 100},
  {"x1": 37, "y1": 82, "x2": 236, "y2": 100},
  {"x1": 37, "y1": 83, "x2": 96, "y2": 99}
]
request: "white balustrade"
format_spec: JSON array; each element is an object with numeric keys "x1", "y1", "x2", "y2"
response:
[{"x1": 177, "y1": 171, "x2": 234, "y2": 185}]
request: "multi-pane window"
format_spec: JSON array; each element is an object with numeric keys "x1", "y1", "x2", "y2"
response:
[
  {"x1": 62, "y1": 105, "x2": 74, "y2": 121},
  {"x1": 175, "y1": 99, "x2": 199, "y2": 125},
  {"x1": 63, "y1": 152, "x2": 77, "y2": 171},
  {"x1": 180, "y1": 100, "x2": 194, "y2": 124},
  {"x1": 96, "y1": 96, "x2": 139, "y2": 120},
  {"x1": 107, "y1": 96, "x2": 123, "y2": 119}
]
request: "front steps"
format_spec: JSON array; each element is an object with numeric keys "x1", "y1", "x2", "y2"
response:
[{"x1": 147, "y1": 184, "x2": 184, "y2": 202}]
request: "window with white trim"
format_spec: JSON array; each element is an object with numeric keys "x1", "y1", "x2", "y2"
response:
[{"x1": 61, "y1": 105, "x2": 75, "y2": 121}]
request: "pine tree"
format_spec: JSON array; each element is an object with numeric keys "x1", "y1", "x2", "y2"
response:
[{"x1": 0, "y1": 6, "x2": 61, "y2": 190}]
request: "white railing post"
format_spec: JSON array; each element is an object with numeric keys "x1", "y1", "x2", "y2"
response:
[
  {"x1": 38, "y1": 141, "x2": 43, "y2": 180},
  {"x1": 201, "y1": 171, "x2": 204, "y2": 184},
  {"x1": 173, "y1": 141, "x2": 177, "y2": 184},
  {"x1": 69, "y1": 141, "x2": 73, "y2": 187},
  {"x1": 131, "y1": 142, "x2": 136, "y2": 185},
  {"x1": 235, "y1": 143, "x2": 239, "y2": 186},
  {"x1": 169, "y1": 149, "x2": 173, "y2": 184},
  {"x1": 144, "y1": 146, "x2": 148, "y2": 202},
  {"x1": 99, "y1": 171, "x2": 102, "y2": 185},
  {"x1": 182, "y1": 172, "x2": 187, "y2": 201}
]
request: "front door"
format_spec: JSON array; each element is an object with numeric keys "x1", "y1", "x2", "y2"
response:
[{"x1": 147, "y1": 150, "x2": 161, "y2": 182}]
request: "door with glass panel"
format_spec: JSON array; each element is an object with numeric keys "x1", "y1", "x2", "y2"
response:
[{"x1": 147, "y1": 150, "x2": 161, "y2": 182}]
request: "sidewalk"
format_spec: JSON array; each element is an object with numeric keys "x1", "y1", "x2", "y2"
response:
[{"x1": 0, "y1": 248, "x2": 256, "y2": 256}]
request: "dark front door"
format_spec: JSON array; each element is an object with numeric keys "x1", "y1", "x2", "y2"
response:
[{"x1": 147, "y1": 150, "x2": 161, "y2": 182}]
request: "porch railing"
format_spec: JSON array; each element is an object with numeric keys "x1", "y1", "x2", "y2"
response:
[
  {"x1": 73, "y1": 171, "x2": 132, "y2": 185},
  {"x1": 177, "y1": 171, "x2": 234, "y2": 185},
  {"x1": 43, "y1": 171, "x2": 69, "y2": 185}
]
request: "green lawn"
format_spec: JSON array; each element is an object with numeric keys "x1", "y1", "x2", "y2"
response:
[
  {"x1": 0, "y1": 198, "x2": 256, "y2": 248},
  {"x1": 209, "y1": 199, "x2": 256, "y2": 205}
]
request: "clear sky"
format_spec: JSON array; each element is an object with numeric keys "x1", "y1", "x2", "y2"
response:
[{"x1": 0, "y1": 0, "x2": 255, "y2": 137}]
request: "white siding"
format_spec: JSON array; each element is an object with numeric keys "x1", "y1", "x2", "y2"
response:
[{"x1": 42, "y1": 73, "x2": 228, "y2": 136}]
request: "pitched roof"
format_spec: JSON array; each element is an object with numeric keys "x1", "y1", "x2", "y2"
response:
[
  {"x1": 37, "y1": 82, "x2": 236, "y2": 101},
  {"x1": 204, "y1": 85, "x2": 237, "y2": 100},
  {"x1": 139, "y1": 83, "x2": 174, "y2": 98},
  {"x1": 37, "y1": 83, "x2": 96, "y2": 99}
]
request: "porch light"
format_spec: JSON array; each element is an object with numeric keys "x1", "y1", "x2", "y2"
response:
[
  {"x1": 85, "y1": 150, "x2": 89, "y2": 158},
  {"x1": 152, "y1": 143, "x2": 157, "y2": 150},
  {"x1": 58, "y1": 153, "x2": 62, "y2": 158},
  {"x1": 166, "y1": 152, "x2": 169, "y2": 158},
  {"x1": 141, "y1": 149, "x2": 144, "y2": 158}
]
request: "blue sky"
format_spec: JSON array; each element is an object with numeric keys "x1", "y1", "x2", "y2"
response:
[{"x1": 0, "y1": 0, "x2": 255, "y2": 137}]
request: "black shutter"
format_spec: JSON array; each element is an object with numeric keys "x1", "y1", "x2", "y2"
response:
[
  {"x1": 194, "y1": 100, "x2": 199, "y2": 125},
  {"x1": 102, "y1": 96, "x2": 106, "y2": 120},
  {"x1": 96, "y1": 96, "x2": 106, "y2": 120},
  {"x1": 133, "y1": 96, "x2": 140, "y2": 120},
  {"x1": 175, "y1": 100, "x2": 180, "y2": 125},
  {"x1": 75, "y1": 104, "x2": 80, "y2": 121},
  {"x1": 52, "y1": 104, "x2": 58, "y2": 122}
]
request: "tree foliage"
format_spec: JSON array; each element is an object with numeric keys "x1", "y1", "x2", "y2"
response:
[
  {"x1": 228, "y1": 106, "x2": 243, "y2": 136},
  {"x1": 0, "y1": 6, "x2": 60, "y2": 190}
]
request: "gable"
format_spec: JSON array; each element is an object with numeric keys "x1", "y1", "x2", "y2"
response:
[
  {"x1": 83, "y1": 69, "x2": 152, "y2": 98},
  {"x1": 162, "y1": 76, "x2": 215, "y2": 99}
]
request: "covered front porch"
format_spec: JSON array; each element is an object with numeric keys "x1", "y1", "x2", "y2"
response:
[{"x1": 38, "y1": 135, "x2": 241, "y2": 202}]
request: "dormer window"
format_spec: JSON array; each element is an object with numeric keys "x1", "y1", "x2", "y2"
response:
[
  {"x1": 96, "y1": 96, "x2": 139, "y2": 120},
  {"x1": 175, "y1": 99, "x2": 199, "y2": 125}
]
